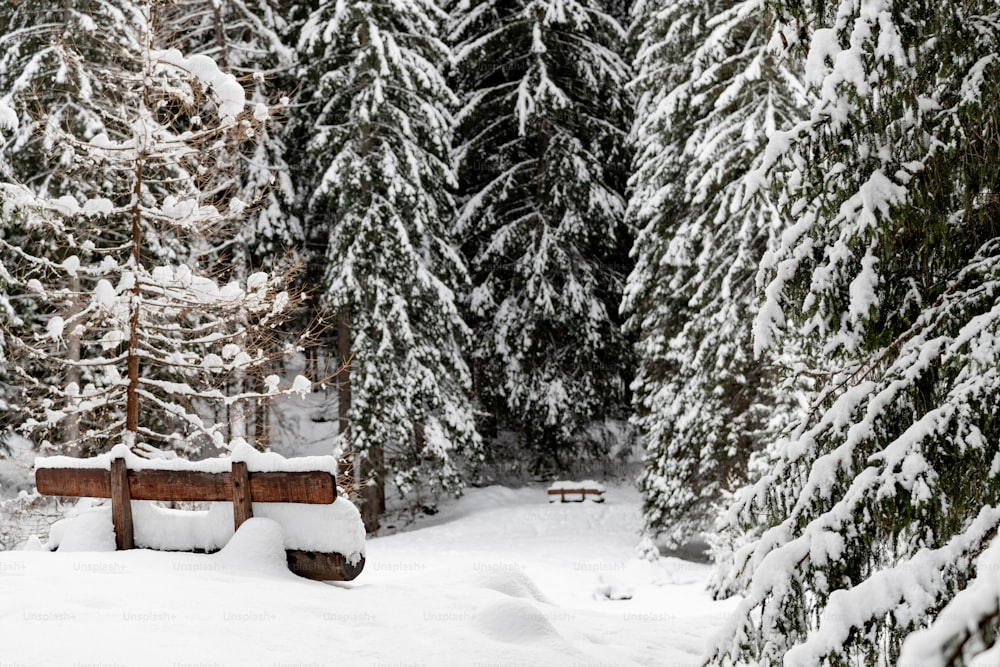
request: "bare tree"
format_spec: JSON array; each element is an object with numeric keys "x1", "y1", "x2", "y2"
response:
[{"x1": 0, "y1": 1, "x2": 311, "y2": 458}]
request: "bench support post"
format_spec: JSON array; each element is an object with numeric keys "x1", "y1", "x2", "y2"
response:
[
  {"x1": 231, "y1": 461, "x2": 253, "y2": 531},
  {"x1": 110, "y1": 457, "x2": 135, "y2": 550}
]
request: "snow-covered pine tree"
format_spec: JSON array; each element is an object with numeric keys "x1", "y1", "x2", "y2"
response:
[
  {"x1": 899, "y1": 532, "x2": 1000, "y2": 666},
  {"x1": 601, "y1": 0, "x2": 632, "y2": 27},
  {"x1": 708, "y1": 0, "x2": 1000, "y2": 664},
  {"x1": 0, "y1": 1, "x2": 309, "y2": 458},
  {"x1": 625, "y1": 0, "x2": 809, "y2": 547},
  {"x1": 0, "y1": 0, "x2": 119, "y2": 195},
  {"x1": 0, "y1": 102, "x2": 18, "y2": 425},
  {"x1": 0, "y1": 0, "x2": 139, "y2": 447},
  {"x1": 297, "y1": 0, "x2": 481, "y2": 516},
  {"x1": 451, "y1": 0, "x2": 632, "y2": 471}
]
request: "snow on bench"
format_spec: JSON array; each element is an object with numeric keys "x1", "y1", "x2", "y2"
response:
[
  {"x1": 546, "y1": 480, "x2": 606, "y2": 503},
  {"x1": 35, "y1": 443, "x2": 365, "y2": 581}
]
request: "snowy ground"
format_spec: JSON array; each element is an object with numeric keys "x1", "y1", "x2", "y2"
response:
[{"x1": 0, "y1": 484, "x2": 738, "y2": 666}]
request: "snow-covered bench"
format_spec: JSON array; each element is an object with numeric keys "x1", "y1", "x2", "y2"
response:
[
  {"x1": 34, "y1": 444, "x2": 365, "y2": 581},
  {"x1": 546, "y1": 480, "x2": 606, "y2": 503}
]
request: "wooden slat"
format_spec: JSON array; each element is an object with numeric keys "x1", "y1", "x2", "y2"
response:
[
  {"x1": 36, "y1": 467, "x2": 111, "y2": 498},
  {"x1": 36, "y1": 468, "x2": 336, "y2": 504},
  {"x1": 231, "y1": 461, "x2": 252, "y2": 531},
  {"x1": 286, "y1": 550, "x2": 365, "y2": 582},
  {"x1": 110, "y1": 458, "x2": 135, "y2": 550},
  {"x1": 247, "y1": 471, "x2": 336, "y2": 503},
  {"x1": 129, "y1": 469, "x2": 232, "y2": 501},
  {"x1": 546, "y1": 488, "x2": 604, "y2": 496}
]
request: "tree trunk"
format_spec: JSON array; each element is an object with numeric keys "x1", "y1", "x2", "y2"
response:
[
  {"x1": 229, "y1": 381, "x2": 247, "y2": 444},
  {"x1": 337, "y1": 312, "x2": 354, "y2": 493},
  {"x1": 125, "y1": 153, "x2": 144, "y2": 447},
  {"x1": 254, "y1": 369, "x2": 269, "y2": 449},
  {"x1": 65, "y1": 273, "x2": 82, "y2": 455},
  {"x1": 211, "y1": 3, "x2": 229, "y2": 70},
  {"x1": 360, "y1": 447, "x2": 384, "y2": 532}
]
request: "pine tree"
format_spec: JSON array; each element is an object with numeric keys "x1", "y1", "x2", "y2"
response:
[
  {"x1": 625, "y1": 0, "x2": 809, "y2": 547},
  {"x1": 0, "y1": 0, "x2": 143, "y2": 446},
  {"x1": 708, "y1": 0, "x2": 1000, "y2": 664},
  {"x1": 900, "y1": 533, "x2": 1000, "y2": 666},
  {"x1": 601, "y1": 0, "x2": 632, "y2": 27},
  {"x1": 0, "y1": 1, "x2": 117, "y2": 194},
  {"x1": 297, "y1": 0, "x2": 481, "y2": 517},
  {"x1": 451, "y1": 0, "x2": 632, "y2": 472},
  {"x1": 0, "y1": 1, "x2": 309, "y2": 458},
  {"x1": 0, "y1": 103, "x2": 19, "y2": 425}
]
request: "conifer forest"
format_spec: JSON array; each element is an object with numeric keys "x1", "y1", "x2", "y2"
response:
[{"x1": 1, "y1": 0, "x2": 999, "y2": 664}]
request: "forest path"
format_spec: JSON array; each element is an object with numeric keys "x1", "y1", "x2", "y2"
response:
[{"x1": 0, "y1": 484, "x2": 738, "y2": 666}]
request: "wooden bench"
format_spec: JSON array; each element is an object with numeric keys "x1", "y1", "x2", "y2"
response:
[
  {"x1": 546, "y1": 481, "x2": 606, "y2": 503},
  {"x1": 35, "y1": 456, "x2": 364, "y2": 581}
]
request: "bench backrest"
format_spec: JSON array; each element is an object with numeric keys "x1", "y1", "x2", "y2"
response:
[{"x1": 36, "y1": 458, "x2": 336, "y2": 550}]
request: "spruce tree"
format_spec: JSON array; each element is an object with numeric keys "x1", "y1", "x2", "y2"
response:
[
  {"x1": 0, "y1": 104, "x2": 18, "y2": 424},
  {"x1": 625, "y1": 0, "x2": 809, "y2": 547},
  {"x1": 297, "y1": 0, "x2": 481, "y2": 518},
  {"x1": 0, "y1": 0, "x2": 122, "y2": 195},
  {"x1": 708, "y1": 0, "x2": 1000, "y2": 664},
  {"x1": 451, "y1": 0, "x2": 632, "y2": 472},
  {"x1": 0, "y1": 0, "x2": 143, "y2": 448}
]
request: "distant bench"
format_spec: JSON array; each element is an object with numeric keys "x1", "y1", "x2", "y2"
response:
[
  {"x1": 546, "y1": 481, "x2": 606, "y2": 503},
  {"x1": 36, "y1": 455, "x2": 364, "y2": 581}
]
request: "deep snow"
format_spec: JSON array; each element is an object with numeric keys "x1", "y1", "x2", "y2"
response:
[{"x1": 1, "y1": 484, "x2": 737, "y2": 666}]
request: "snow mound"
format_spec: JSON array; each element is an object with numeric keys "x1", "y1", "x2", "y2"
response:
[
  {"x1": 43, "y1": 496, "x2": 366, "y2": 564},
  {"x1": 17, "y1": 535, "x2": 44, "y2": 551},
  {"x1": 256, "y1": 497, "x2": 366, "y2": 560},
  {"x1": 592, "y1": 556, "x2": 711, "y2": 600},
  {"x1": 475, "y1": 599, "x2": 560, "y2": 643},
  {"x1": 52, "y1": 507, "x2": 116, "y2": 552},
  {"x1": 214, "y1": 518, "x2": 289, "y2": 576},
  {"x1": 131, "y1": 501, "x2": 233, "y2": 552},
  {"x1": 658, "y1": 556, "x2": 711, "y2": 585},
  {"x1": 474, "y1": 570, "x2": 552, "y2": 604},
  {"x1": 594, "y1": 575, "x2": 634, "y2": 600}
]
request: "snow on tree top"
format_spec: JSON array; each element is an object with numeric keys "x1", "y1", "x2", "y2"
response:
[
  {"x1": 152, "y1": 49, "x2": 246, "y2": 124},
  {"x1": 35, "y1": 441, "x2": 338, "y2": 476}
]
